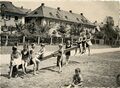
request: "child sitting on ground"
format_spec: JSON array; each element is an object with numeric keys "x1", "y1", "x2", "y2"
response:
[{"x1": 67, "y1": 68, "x2": 83, "y2": 88}]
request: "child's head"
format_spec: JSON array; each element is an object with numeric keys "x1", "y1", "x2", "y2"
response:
[
  {"x1": 31, "y1": 43, "x2": 35, "y2": 49},
  {"x1": 41, "y1": 43, "x2": 45, "y2": 47},
  {"x1": 23, "y1": 44, "x2": 28, "y2": 50},
  {"x1": 75, "y1": 68, "x2": 81, "y2": 75},
  {"x1": 67, "y1": 40, "x2": 71, "y2": 44},
  {"x1": 12, "y1": 46, "x2": 17, "y2": 52},
  {"x1": 59, "y1": 44, "x2": 63, "y2": 49}
]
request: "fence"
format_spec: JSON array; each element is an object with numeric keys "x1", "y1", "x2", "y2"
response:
[{"x1": 0, "y1": 35, "x2": 120, "y2": 47}]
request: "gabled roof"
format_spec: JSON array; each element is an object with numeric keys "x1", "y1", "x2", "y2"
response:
[
  {"x1": 0, "y1": 1, "x2": 28, "y2": 15},
  {"x1": 27, "y1": 4, "x2": 95, "y2": 26}
]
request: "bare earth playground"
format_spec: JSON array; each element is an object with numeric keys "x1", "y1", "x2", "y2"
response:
[{"x1": 0, "y1": 45, "x2": 120, "y2": 88}]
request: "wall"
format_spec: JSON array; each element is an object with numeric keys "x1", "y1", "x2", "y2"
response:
[{"x1": 0, "y1": 15, "x2": 25, "y2": 27}]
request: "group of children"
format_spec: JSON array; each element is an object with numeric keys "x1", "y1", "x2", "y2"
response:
[
  {"x1": 75, "y1": 30, "x2": 92, "y2": 56},
  {"x1": 9, "y1": 43, "x2": 45, "y2": 78},
  {"x1": 9, "y1": 41, "x2": 84, "y2": 87}
]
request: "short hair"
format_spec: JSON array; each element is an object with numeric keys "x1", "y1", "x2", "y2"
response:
[{"x1": 75, "y1": 68, "x2": 81, "y2": 73}]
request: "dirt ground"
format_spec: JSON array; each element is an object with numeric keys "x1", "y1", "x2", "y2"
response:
[{"x1": 0, "y1": 45, "x2": 120, "y2": 88}]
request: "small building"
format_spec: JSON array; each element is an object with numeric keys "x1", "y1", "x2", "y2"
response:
[
  {"x1": 0, "y1": 1, "x2": 31, "y2": 27},
  {"x1": 26, "y1": 3, "x2": 95, "y2": 34}
]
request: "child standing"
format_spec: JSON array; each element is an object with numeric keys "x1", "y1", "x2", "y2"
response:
[
  {"x1": 56, "y1": 44, "x2": 64, "y2": 73},
  {"x1": 30, "y1": 43, "x2": 40, "y2": 75},
  {"x1": 21, "y1": 44, "x2": 30, "y2": 74},
  {"x1": 65, "y1": 40, "x2": 71, "y2": 65}
]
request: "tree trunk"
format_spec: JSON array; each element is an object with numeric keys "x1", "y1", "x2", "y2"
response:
[
  {"x1": 5, "y1": 35, "x2": 8, "y2": 46},
  {"x1": 23, "y1": 36, "x2": 25, "y2": 44},
  {"x1": 38, "y1": 36, "x2": 40, "y2": 45}
]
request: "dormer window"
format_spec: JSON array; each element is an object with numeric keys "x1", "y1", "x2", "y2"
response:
[
  {"x1": 76, "y1": 18, "x2": 79, "y2": 21},
  {"x1": 34, "y1": 11, "x2": 38, "y2": 14},
  {"x1": 49, "y1": 12, "x2": 53, "y2": 16},
  {"x1": 65, "y1": 16, "x2": 68, "y2": 19},
  {"x1": 56, "y1": 14, "x2": 60, "y2": 18}
]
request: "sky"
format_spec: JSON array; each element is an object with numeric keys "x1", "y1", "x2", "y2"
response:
[{"x1": 1, "y1": 0, "x2": 119, "y2": 26}]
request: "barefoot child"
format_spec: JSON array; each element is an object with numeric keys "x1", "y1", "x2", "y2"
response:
[
  {"x1": 67, "y1": 68, "x2": 83, "y2": 88},
  {"x1": 21, "y1": 44, "x2": 30, "y2": 74},
  {"x1": 65, "y1": 40, "x2": 71, "y2": 65},
  {"x1": 36, "y1": 44, "x2": 45, "y2": 71},
  {"x1": 54, "y1": 44, "x2": 64, "y2": 73},
  {"x1": 30, "y1": 43, "x2": 40, "y2": 75},
  {"x1": 9, "y1": 46, "x2": 21, "y2": 78}
]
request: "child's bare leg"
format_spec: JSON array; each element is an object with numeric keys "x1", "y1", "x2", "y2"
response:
[
  {"x1": 88, "y1": 46, "x2": 90, "y2": 56},
  {"x1": 9, "y1": 65, "x2": 13, "y2": 78},
  {"x1": 22, "y1": 63, "x2": 27, "y2": 74},
  {"x1": 66, "y1": 55, "x2": 69, "y2": 65},
  {"x1": 36, "y1": 59, "x2": 40, "y2": 71},
  {"x1": 32, "y1": 59, "x2": 37, "y2": 75},
  {"x1": 15, "y1": 65, "x2": 19, "y2": 77},
  {"x1": 58, "y1": 61, "x2": 62, "y2": 73}
]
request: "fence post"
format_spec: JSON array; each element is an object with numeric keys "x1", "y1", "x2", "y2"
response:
[
  {"x1": 23, "y1": 36, "x2": 25, "y2": 44},
  {"x1": 38, "y1": 36, "x2": 40, "y2": 45}
]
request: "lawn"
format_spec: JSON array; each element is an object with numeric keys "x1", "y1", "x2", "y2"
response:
[{"x1": 0, "y1": 45, "x2": 120, "y2": 88}]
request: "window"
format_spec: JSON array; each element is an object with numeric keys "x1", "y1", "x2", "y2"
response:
[
  {"x1": 65, "y1": 16, "x2": 68, "y2": 19},
  {"x1": 15, "y1": 16, "x2": 18, "y2": 21},
  {"x1": 8, "y1": 16, "x2": 11, "y2": 20},
  {"x1": 56, "y1": 14, "x2": 60, "y2": 18},
  {"x1": 34, "y1": 11, "x2": 38, "y2": 14},
  {"x1": 49, "y1": 12, "x2": 53, "y2": 16}
]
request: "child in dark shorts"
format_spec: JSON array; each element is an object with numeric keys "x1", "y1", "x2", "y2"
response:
[
  {"x1": 21, "y1": 44, "x2": 30, "y2": 74},
  {"x1": 56, "y1": 44, "x2": 63, "y2": 73},
  {"x1": 65, "y1": 40, "x2": 71, "y2": 65}
]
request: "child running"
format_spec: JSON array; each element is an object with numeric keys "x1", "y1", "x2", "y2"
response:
[
  {"x1": 65, "y1": 40, "x2": 71, "y2": 65},
  {"x1": 30, "y1": 43, "x2": 40, "y2": 75}
]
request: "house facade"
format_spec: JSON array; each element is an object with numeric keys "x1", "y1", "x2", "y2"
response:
[
  {"x1": 0, "y1": 1, "x2": 30, "y2": 27},
  {"x1": 26, "y1": 3, "x2": 95, "y2": 37}
]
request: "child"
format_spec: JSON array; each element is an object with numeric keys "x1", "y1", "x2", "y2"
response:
[
  {"x1": 67, "y1": 68, "x2": 83, "y2": 88},
  {"x1": 30, "y1": 43, "x2": 40, "y2": 75},
  {"x1": 86, "y1": 30, "x2": 92, "y2": 56},
  {"x1": 81, "y1": 36, "x2": 86, "y2": 54},
  {"x1": 78, "y1": 37, "x2": 82, "y2": 54},
  {"x1": 65, "y1": 40, "x2": 71, "y2": 65},
  {"x1": 56, "y1": 44, "x2": 64, "y2": 73},
  {"x1": 21, "y1": 44, "x2": 30, "y2": 74},
  {"x1": 9, "y1": 46, "x2": 21, "y2": 78},
  {"x1": 35, "y1": 44, "x2": 45, "y2": 71},
  {"x1": 38, "y1": 44, "x2": 45, "y2": 60}
]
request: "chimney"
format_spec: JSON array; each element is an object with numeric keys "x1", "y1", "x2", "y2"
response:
[
  {"x1": 57, "y1": 7, "x2": 60, "y2": 11},
  {"x1": 41, "y1": 3, "x2": 45, "y2": 6},
  {"x1": 80, "y1": 13, "x2": 83, "y2": 16},
  {"x1": 21, "y1": 6, "x2": 23, "y2": 9},
  {"x1": 69, "y1": 10, "x2": 72, "y2": 13}
]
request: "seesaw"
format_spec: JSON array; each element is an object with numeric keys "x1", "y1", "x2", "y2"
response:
[{"x1": 9, "y1": 46, "x2": 78, "y2": 78}]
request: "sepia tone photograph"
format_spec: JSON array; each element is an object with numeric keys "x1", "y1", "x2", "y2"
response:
[{"x1": 0, "y1": 0, "x2": 120, "y2": 88}]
